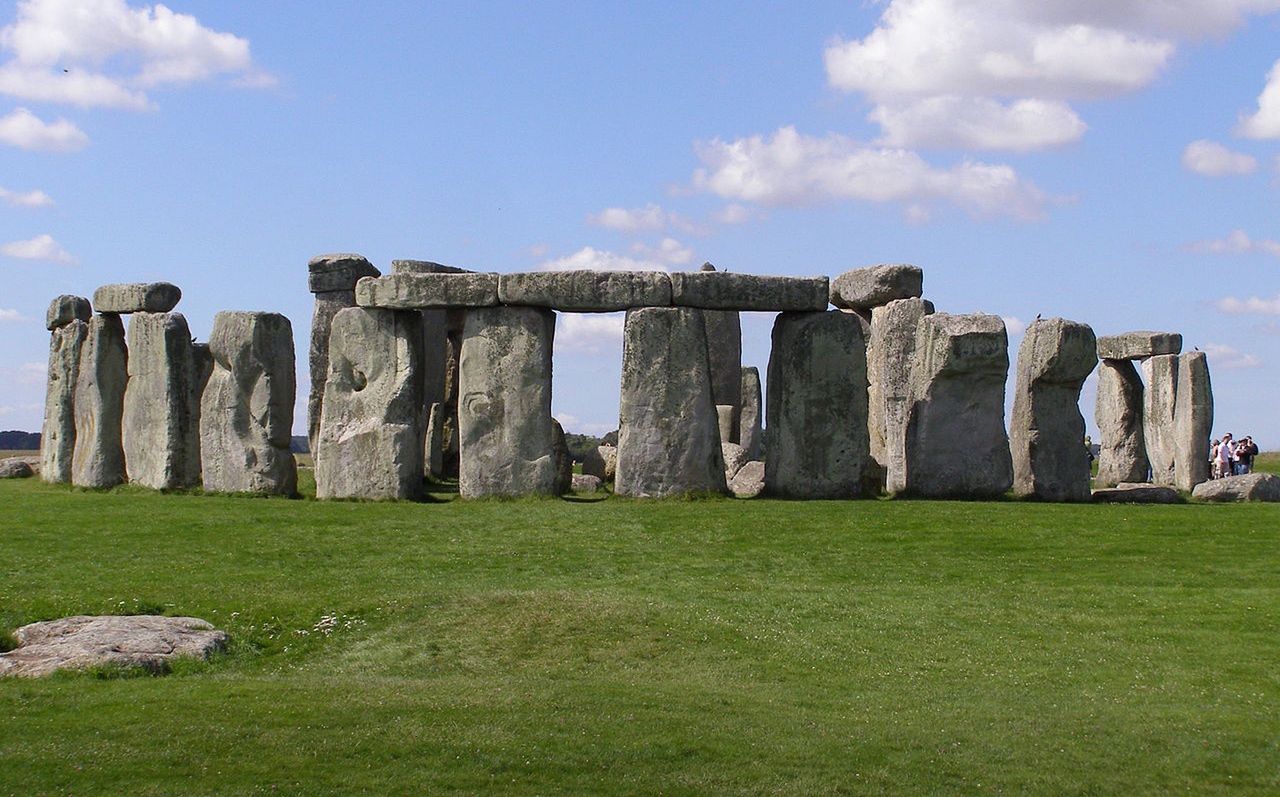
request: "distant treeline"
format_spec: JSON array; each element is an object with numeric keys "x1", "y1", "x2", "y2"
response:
[{"x1": 0, "y1": 430, "x2": 40, "y2": 450}]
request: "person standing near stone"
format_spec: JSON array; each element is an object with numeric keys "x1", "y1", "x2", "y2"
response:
[{"x1": 41, "y1": 295, "x2": 92, "y2": 483}]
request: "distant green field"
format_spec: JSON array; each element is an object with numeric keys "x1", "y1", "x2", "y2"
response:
[{"x1": 2, "y1": 477, "x2": 1278, "y2": 795}]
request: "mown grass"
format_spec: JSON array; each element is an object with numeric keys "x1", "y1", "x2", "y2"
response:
[{"x1": 1, "y1": 477, "x2": 1279, "y2": 795}]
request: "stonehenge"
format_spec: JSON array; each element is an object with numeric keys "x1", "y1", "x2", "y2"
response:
[
  {"x1": 307, "y1": 254, "x2": 380, "y2": 455},
  {"x1": 72, "y1": 314, "x2": 128, "y2": 488},
  {"x1": 868, "y1": 297, "x2": 934, "y2": 493},
  {"x1": 41, "y1": 297, "x2": 90, "y2": 483},
  {"x1": 1095, "y1": 360, "x2": 1148, "y2": 487},
  {"x1": 738, "y1": 367, "x2": 762, "y2": 460},
  {"x1": 829, "y1": 264, "x2": 923, "y2": 312},
  {"x1": 1142, "y1": 354, "x2": 1180, "y2": 486},
  {"x1": 122, "y1": 311, "x2": 203, "y2": 490},
  {"x1": 1172, "y1": 351, "x2": 1212, "y2": 492}
]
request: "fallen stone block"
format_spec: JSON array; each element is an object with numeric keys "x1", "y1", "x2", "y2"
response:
[
  {"x1": 730, "y1": 460, "x2": 765, "y2": 499},
  {"x1": 356, "y1": 273, "x2": 499, "y2": 309},
  {"x1": 92, "y1": 282, "x2": 181, "y2": 314},
  {"x1": 1192, "y1": 473, "x2": 1280, "y2": 502},
  {"x1": 498, "y1": 270, "x2": 671, "y2": 311},
  {"x1": 0, "y1": 615, "x2": 226, "y2": 678},
  {"x1": 1091, "y1": 483, "x2": 1182, "y2": 504},
  {"x1": 722, "y1": 442, "x2": 748, "y2": 480},
  {"x1": 670, "y1": 271, "x2": 829, "y2": 311},
  {"x1": 1096, "y1": 331, "x2": 1182, "y2": 360},
  {"x1": 582, "y1": 444, "x2": 617, "y2": 482},
  {"x1": 0, "y1": 458, "x2": 34, "y2": 478},
  {"x1": 571, "y1": 473, "x2": 602, "y2": 494},
  {"x1": 829, "y1": 264, "x2": 923, "y2": 310},
  {"x1": 45, "y1": 295, "x2": 91, "y2": 330}
]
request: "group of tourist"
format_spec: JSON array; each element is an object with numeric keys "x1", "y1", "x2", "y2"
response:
[{"x1": 1210, "y1": 433, "x2": 1259, "y2": 478}]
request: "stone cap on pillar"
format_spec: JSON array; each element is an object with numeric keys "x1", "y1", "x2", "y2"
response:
[
  {"x1": 498, "y1": 270, "x2": 672, "y2": 312},
  {"x1": 356, "y1": 272, "x2": 500, "y2": 309},
  {"x1": 46, "y1": 295, "x2": 92, "y2": 330},
  {"x1": 308, "y1": 253, "x2": 380, "y2": 293},
  {"x1": 390, "y1": 259, "x2": 473, "y2": 275},
  {"x1": 829, "y1": 264, "x2": 923, "y2": 310},
  {"x1": 92, "y1": 282, "x2": 181, "y2": 314},
  {"x1": 1096, "y1": 331, "x2": 1182, "y2": 360},
  {"x1": 670, "y1": 271, "x2": 829, "y2": 311}
]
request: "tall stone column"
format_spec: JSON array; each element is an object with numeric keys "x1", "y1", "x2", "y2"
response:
[
  {"x1": 1009, "y1": 317, "x2": 1097, "y2": 502},
  {"x1": 699, "y1": 263, "x2": 742, "y2": 442},
  {"x1": 457, "y1": 306, "x2": 559, "y2": 498},
  {"x1": 764, "y1": 311, "x2": 870, "y2": 499},
  {"x1": 869, "y1": 297, "x2": 934, "y2": 493},
  {"x1": 72, "y1": 314, "x2": 128, "y2": 488},
  {"x1": 1095, "y1": 359, "x2": 1148, "y2": 487},
  {"x1": 615, "y1": 307, "x2": 727, "y2": 497},
  {"x1": 41, "y1": 295, "x2": 92, "y2": 483},
  {"x1": 738, "y1": 366, "x2": 762, "y2": 460},
  {"x1": 1142, "y1": 354, "x2": 1180, "y2": 487},
  {"x1": 1173, "y1": 351, "x2": 1213, "y2": 491},
  {"x1": 122, "y1": 312, "x2": 202, "y2": 489},
  {"x1": 307, "y1": 254, "x2": 380, "y2": 457}
]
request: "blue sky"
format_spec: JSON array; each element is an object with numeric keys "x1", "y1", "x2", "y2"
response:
[{"x1": 1, "y1": 1, "x2": 1278, "y2": 444}]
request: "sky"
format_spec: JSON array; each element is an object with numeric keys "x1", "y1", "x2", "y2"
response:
[{"x1": 0, "y1": 0, "x2": 1278, "y2": 444}]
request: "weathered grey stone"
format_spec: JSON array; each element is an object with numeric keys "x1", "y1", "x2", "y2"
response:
[
  {"x1": 1192, "y1": 472, "x2": 1280, "y2": 502},
  {"x1": 1172, "y1": 351, "x2": 1213, "y2": 492},
  {"x1": 870, "y1": 298, "x2": 934, "y2": 492},
  {"x1": 307, "y1": 253, "x2": 379, "y2": 293},
  {"x1": 390, "y1": 259, "x2": 470, "y2": 275},
  {"x1": 716, "y1": 404, "x2": 736, "y2": 445},
  {"x1": 829, "y1": 264, "x2": 923, "y2": 310},
  {"x1": 730, "y1": 460, "x2": 765, "y2": 499},
  {"x1": 670, "y1": 271, "x2": 829, "y2": 311},
  {"x1": 41, "y1": 319, "x2": 87, "y2": 483},
  {"x1": 900, "y1": 313, "x2": 1012, "y2": 498},
  {"x1": 705, "y1": 311, "x2": 742, "y2": 436},
  {"x1": 1095, "y1": 359, "x2": 1148, "y2": 487},
  {"x1": 1097, "y1": 331, "x2": 1182, "y2": 360},
  {"x1": 765, "y1": 311, "x2": 870, "y2": 499},
  {"x1": 615, "y1": 307, "x2": 727, "y2": 497},
  {"x1": 315, "y1": 307, "x2": 425, "y2": 500},
  {"x1": 498, "y1": 270, "x2": 672, "y2": 311},
  {"x1": 1091, "y1": 484, "x2": 1182, "y2": 504},
  {"x1": 45, "y1": 295, "x2": 91, "y2": 330},
  {"x1": 424, "y1": 402, "x2": 445, "y2": 479},
  {"x1": 1142, "y1": 354, "x2": 1179, "y2": 487},
  {"x1": 121, "y1": 313, "x2": 201, "y2": 490},
  {"x1": 0, "y1": 458, "x2": 34, "y2": 478},
  {"x1": 582, "y1": 444, "x2": 617, "y2": 482},
  {"x1": 308, "y1": 289, "x2": 357, "y2": 456},
  {"x1": 357, "y1": 273, "x2": 499, "y2": 309},
  {"x1": 738, "y1": 367, "x2": 762, "y2": 460},
  {"x1": 722, "y1": 442, "x2": 748, "y2": 479},
  {"x1": 92, "y1": 282, "x2": 181, "y2": 314},
  {"x1": 0, "y1": 615, "x2": 226, "y2": 678},
  {"x1": 391, "y1": 260, "x2": 457, "y2": 446},
  {"x1": 199, "y1": 312, "x2": 297, "y2": 495},
  {"x1": 1010, "y1": 318, "x2": 1097, "y2": 502},
  {"x1": 458, "y1": 306, "x2": 559, "y2": 498},
  {"x1": 72, "y1": 314, "x2": 127, "y2": 488},
  {"x1": 553, "y1": 418, "x2": 573, "y2": 496},
  {"x1": 572, "y1": 473, "x2": 603, "y2": 493}
]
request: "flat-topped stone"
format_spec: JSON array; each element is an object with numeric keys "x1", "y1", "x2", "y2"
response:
[
  {"x1": 356, "y1": 273, "x2": 499, "y2": 309},
  {"x1": 829, "y1": 264, "x2": 923, "y2": 310},
  {"x1": 391, "y1": 259, "x2": 472, "y2": 275},
  {"x1": 308, "y1": 253, "x2": 380, "y2": 293},
  {"x1": 1193, "y1": 473, "x2": 1280, "y2": 502},
  {"x1": 1091, "y1": 484, "x2": 1183, "y2": 504},
  {"x1": 45, "y1": 295, "x2": 91, "y2": 330},
  {"x1": 0, "y1": 615, "x2": 227, "y2": 678},
  {"x1": 92, "y1": 282, "x2": 181, "y2": 314},
  {"x1": 1097, "y1": 331, "x2": 1182, "y2": 360},
  {"x1": 670, "y1": 271, "x2": 829, "y2": 311},
  {"x1": 498, "y1": 270, "x2": 672, "y2": 311}
]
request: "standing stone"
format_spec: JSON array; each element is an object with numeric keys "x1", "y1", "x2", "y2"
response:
[
  {"x1": 424, "y1": 402, "x2": 445, "y2": 480},
  {"x1": 45, "y1": 295, "x2": 91, "y2": 331},
  {"x1": 458, "y1": 306, "x2": 559, "y2": 498},
  {"x1": 199, "y1": 312, "x2": 297, "y2": 495},
  {"x1": 315, "y1": 307, "x2": 424, "y2": 500},
  {"x1": 699, "y1": 264, "x2": 742, "y2": 440},
  {"x1": 122, "y1": 313, "x2": 201, "y2": 490},
  {"x1": 72, "y1": 315, "x2": 128, "y2": 488},
  {"x1": 765, "y1": 311, "x2": 870, "y2": 499},
  {"x1": 870, "y1": 298, "x2": 934, "y2": 493},
  {"x1": 1173, "y1": 351, "x2": 1213, "y2": 492},
  {"x1": 1009, "y1": 318, "x2": 1097, "y2": 501},
  {"x1": 901, "y1": 313, "x2": 1012, "y2": 498},
  {"x1": 441, "y1": 310, "x2": 466, "y2": 478},
  {"x1": 738, "y1": 367, "x2": 762, "y2": 460},
  {"x1": 1095, "y1": 360, "x2": 1148, "y2": 487},
  {"x1": 615, "y1": 307, "x2": 727, "y2": 497},
  {"x1": 1142, "y1": 354, "x2": 1179, "y2": 487},
  {"x1": 716, "y1": 404, "x2": 736, "y2": 445},
  {"x1": 391, "y1": 259, "x2": 456, "y2": 471},
  {"x1": 582, "y1": 444, "x2": 617, "y2": 482},
  {"x1": 307, "y1": 254, "x2": 380, "y2": 457},
  {"x1": 41, "y1": 317, "x2": 88, "y2": 483},
  {"x1": 552, "y1": 418, "x2": 573, "y2": 496}
]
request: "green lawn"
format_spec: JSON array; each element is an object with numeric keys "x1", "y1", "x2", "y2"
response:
[{"x1": 2, "y1": 477, "x2": 1279, "y2": 795}]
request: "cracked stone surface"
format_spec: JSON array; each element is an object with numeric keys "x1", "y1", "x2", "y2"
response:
[{"x1": 0, "y1": 615, "x2": 227, "y2": 678}]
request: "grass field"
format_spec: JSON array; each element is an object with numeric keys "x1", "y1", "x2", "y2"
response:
[{"x1": 2, "y1": 474, "x2": 1279, "y2": 795}]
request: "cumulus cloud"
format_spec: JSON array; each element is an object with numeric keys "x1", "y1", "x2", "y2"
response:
[
  {"x1": 630, "y1": 237, "x2": 693, "y2": 266},
  {"x1": 871, "y1": 96, "x2": 1086, "y2": 151},
  {"x1": 690, "y1": 126, "x2": 1049, "y2": 220},
  {"x1": 0, "y1": 185, "x2": 53, "y2": 206},
  {"x1": 712, "y1": 203, "x2": 759, "y2": 225},
  {"x1": 554, "y1": 312, "x2": 624, "y2": 355},
  {"x1": 1181, "y1": 139, "x2": 1258, "y2": 176},
  {"x1": 1186, "y1": 229, "x2": 1280, "y2": 257},
  {"x1": 1215, "y1": 293, "x2": 1280, "y2": 315},
  {"x1": 588, "y1": 203, "x2": 667, "y2": 233},
  {"x1": 0, "y1": 0, "x2": 273, "y2": 109},
  {"x1": 536, "y1": 246, "x2": 668, "y2": 272},
  {"x1": 1238, "y1": 58, "x2": 1280, "y2": 139},
  {"x1": 1, "y1": 233, "x2": 76, "y2": 263},
  {"x1": 0, "y1": 308, "x2": 27, "y2": 321},
  {"x1": 0, "y1": 107, "x2": 87, "y2": 151},
  {"x1": 1202, "y1": 343, "x2": 1261, "y2": 369}
]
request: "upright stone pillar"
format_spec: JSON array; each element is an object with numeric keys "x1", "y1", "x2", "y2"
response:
[
  {"x1": 699, "y1": 263, "x2": 742, "y2": 441},
  {"x1": 738, "y1": 366, "x2": 763, "y2": 460},
  {"x1": 764, "y1": 311, "x2": 870, "y2": 499},
  {"x1": 41, "y1": 295, "x2": 92, "y2": 483},
  {"x1": 72, "y1": 314, "x2": 128, "y2": 488},
  {"x1": 122, "y1": 312, "x2": 202, "y2": 490},
  {"x1": 200, "y1": 311, "x2": 297, "y2": 495},
  {"x1": 457, "y1": 306, "x2": 559, "y2": 498},
  {"x1": 307, "y1": 254, "x2": 380, "y2": 457},
  {"x1": 1173, "y1": 351, "x2": 1213, "y2": 491},
  {"x1": 870, "y1": 297, "x2": 934, "y2": 493},
  {"x1": 315, "y1": 307, "x2": 424, "y2": 500},
  {"x1": 901, "y1": 313, "x2": 1012, "y2": 498},
  {"x1": 1142, "y1": 354, "x2": 1179, "y2": 487},
  {"x1": 1095, "y1": 360, "x2": 1147, "y2": 487},
  {"x1": 1009, "y1": 318, "x2": 1097, "y2": 502},
  {"x1": 616, "y1": 307, "x2": 727, "y2": 497}
]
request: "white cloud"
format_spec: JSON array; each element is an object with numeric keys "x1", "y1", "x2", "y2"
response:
[
  {"x1": 1, "y1": 233, "x2": 76, "y2": 263},
  {"x1": 690, "y1": 126, "x2": 1049, "y2": 220},
  {"x1": 555, "y1": 312, "x2": 625, "y2": 355},
  {"x1": 630, "y1": 237, "x2": 693, "y2": 266},
  {"x1": 1215, "y1": 294, "x2": 1280, "y2": 315},
  {"x1": 1238, "y1": 58, "x2": 1280, "y2": 139},
  {"x1": 1202, "y1": 343, "x2": 1261, "y2": 369},
  {"x1": 1002, "y1": 315, "x2": 1026, "y2": 337},
  {"x1": 0, "y1": 308, "x2": 28, "y2": 321},
  {"x1": 0, "y1": 107, "x2": 87, "y2": 151},
  {"x1": 1181, "y1": 139, "x2": 1257, "y2": 176},
  {"x1": 536, "y1": 246, "x2": 668, "y2": 272},
  {"x1": 588, "y1": 203, "x2": 667, "y2": 233},
  {"x1": 0, "y1": 185, "x2": 53, "y2": 207},
  {"x1": 712, "y1": 203, "x2": 758, "y2": 225},
  {"x1": 871, "y1": 96, "x2": 1086, "y2": 151},
  {"x1": 1187, "y1": 229, "x2": 1280, "y2": 257},
  {"x1": 0, "y1": 0, "x2": 272, "y2": 109}
]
